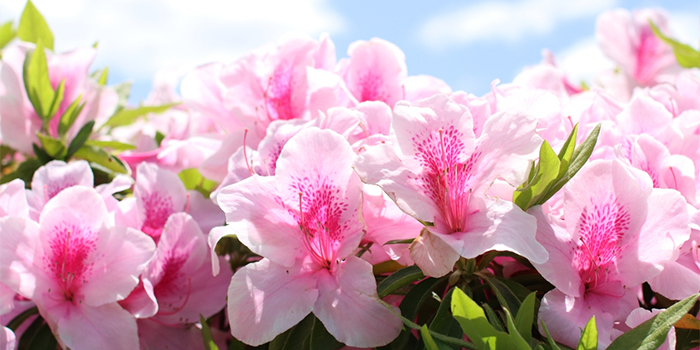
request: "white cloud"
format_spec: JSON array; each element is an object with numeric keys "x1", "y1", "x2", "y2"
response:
[
  {"x1": 555, "y1": 37, "x2": 614, "y2": 85},
  {"x1": 0, "y1": 0, "x2": 345, "y2": 81},
  {"x1": 418, "y1": 0, "x2": 616, "y2": 49}
]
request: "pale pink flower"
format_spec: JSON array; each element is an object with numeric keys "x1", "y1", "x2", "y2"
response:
[
  {"x1": 354, "y1": 94, "x2": 547, "y2": 277},
  {"x1": 25, "y1": 160, "x2": 93, "y2": 220},
  {"x1": 215, "y1": 128, "x2": 401, "y2": 347},
  {"x1": 533, "y1": 159, "x2": 690, "y2": 348},
  {"x1": 0, "y1": 327, "x2": 14, "y2": 350},
  {"x1": 0, "y1": 186, "x2": 156, "y2": 349},
  {"x1": 0, "y1": 179, "x2": 28, "y2": 219}
]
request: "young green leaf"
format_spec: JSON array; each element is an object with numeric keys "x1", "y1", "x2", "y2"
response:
[
  {"x1": 102, "y1": 103, "x2": 179, "y2": 129},
  {"x1": 451, "y1": 287, "x2": 508, "y2": 349},
  {"x1": 649, "y1": 20, "x2": 700, "y2": 68},
  {"x1": 422, "y1": 325, "x2": 440, "y2": 350},
  {"x1": 503, "y1": 308, "x2": 532, "y2": 350},
  {"x1": 199, "y1": 314, "x2": 219, "y2": 350},
  {"x1": 23, "y1": 41, "x2": 55, "y2": 121},
  {"x1": 84, "y1": 140, "x2": 136, "y2": 151},
  {"x1": 607, "y1": 293, "x2": 700, "y2": 350},
  {"x1": 32, "y1": 143, "x2": 52, "y2": 164},
  {"x1": 514, "y1": 292, "x2": 537, "y2": 343},
  {"x1": 513, "y1": 140, "x2": 561, "y2": 210},
  {"x1": 46, "y1": 79, "x2": 65, "y2": 123},
  {"x1": 58, "y1": 95, "x2": 85, "y2": 136},
  {"x1": 540, "y1": 321, "x2": 563, "y2": 350},
  {"x1": 36, "y1": 133, "x2": 65, "y2": 159},
  {"x1": 17, "y1": 0, "x2": 54, "y2": 50},
  {"x1": 97, "y1": 67, "x2": 109, "y2": 85},
  {"x1": 71, "y1": 145, "x2": 128, "y2": 174},
  {"x1": 556, "y1": 123, "x2": 578, "y2": 176},
  {"x1": 0, "y1": 20, "x2": 17, "y2": 49},
  {"x1": 576, "y1": 316, "x2": 597, "y2": 350},
  {"x1": 65, "y1": 121, "x2": 95, "y2": 160},
  {"x1": 377, "y1": 264, "x2": 424, "y2": 298}
]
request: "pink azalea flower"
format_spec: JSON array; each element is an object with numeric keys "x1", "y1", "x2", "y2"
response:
[
  {"x1": 354, "y1": 94, "x2": 547, "y2": 277},
  {"x1": 338, "y1": 38, "x2": 407, "y2": 107},
  {"x1": 215, "y1": 128, "x2": 401, "y2": 347},
  {"x1": 0, "y1": 186, "x2": 156, "y2": 349},
  {"x1": 121, "y1": 213, "x2": 231, "y2": 324},
  {"x1": 25, "y1": 160, "x2": 93, "y2": 220},
  {"x1": 0, "y1": 327, "x2": 14, "y2": 350},
  {"x1": 596, "y1": 8, "x2": 680, "y2": 87},
  {"x1": 0, "y1": 179, "x2": 28, "y2": 218},
  {"x1": 533, "y1": 159, "x2": 690, "y2": 348}
]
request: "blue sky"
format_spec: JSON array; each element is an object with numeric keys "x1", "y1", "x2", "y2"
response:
[{"x1": 1, "y1": 0, "x2": 698, "y2": 104}]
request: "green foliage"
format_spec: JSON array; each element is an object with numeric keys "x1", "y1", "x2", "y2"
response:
[
  {"x1": 178, "y1": 168, "x2": 218, "y2": 198},
  {"x1": 0, "y1": 20, "x2": 17, "y2": 50},
  {"x1": 36, "y1": 133, "x2": 65, "y2": 159},
  {"x1": 576, "y1": 317, "x2": 597, "y2": 350},
  {"x1": 65, "y1": 121, "x2": 95, "y2": 160},
  {"x1": 17, "y1": 0, "x2": 54, "y2": 50},
  {"x1": 376, "y1": 264, "x2": 424, "y2": 298},
  {"x1": 422, "y1": 324, "x2": 440, "y2": 350},
  {"x1": 72, "y1": 144, "x2": 129, "y2": 174},
  {"x1": 58, "y1": 94, "x2": 85, "y2": 136},
  {"x1": 102, "y1": 103, "x2": 179, "y2": 129},
  {"x1": 268, "y1": 314, "x2": 343, "y2": 350},
  {"x1": 607, "y1": 293, "x2": 700, "y2": 350},
  {"x1": 650, "y1": 20, "x2": 700, "y2": 68},
  {"x1": 514, "y1": 123, "x2": 601, "y2": 211},
  {"x1": 22, "y1": 41, "x2": 61, "y2": 125},
  {"x1": 199, "y1": 314, "x2": 219, "y2": 350}
]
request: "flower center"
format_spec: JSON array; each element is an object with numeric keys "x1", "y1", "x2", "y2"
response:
[
  {"x1": 141, "y1": 192, "x2": 174, "y2": 241},
  {"x1": 45, "y1": 222, "x2": 96, "y2": 301}
]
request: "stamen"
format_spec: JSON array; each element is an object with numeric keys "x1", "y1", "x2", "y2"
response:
[
  {"x1": 185, "y1": 193, "x2": 191, "y2": 214},
  {"x1": 668, "y1": 166, "x2": 678, "y2": 190},
  {"x1": 243, "y1": 128, "x2": 254, "y2": 176}
]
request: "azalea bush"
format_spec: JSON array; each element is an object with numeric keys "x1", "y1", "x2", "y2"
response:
[{"x1": 1, "y1": 1, "x2": 700, "y2": 349}]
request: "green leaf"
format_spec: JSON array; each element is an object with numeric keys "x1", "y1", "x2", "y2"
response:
[
  {"x1": 482, "y1": 303, "x2": 505, "y2": 333},
  {"x1": 97, "y1": 66, "x2": 109, "y2": 85},
  {"x1": 72, "y1": 144, "x2": 128, "y2": 174},
  {"x1": 383, "y1": 238, "x2": 416, "y2": 245},
  {"x1": 179, "y1": 168, "x2": 204, "y2": 190},
  {"x1": 422, "y1": 324, "x2": 440, "y2": 350},
  {"x1": 503, "y1": 308, "x2": 532, "y2": 350},
  {"x1": 513, "y1": 140, "x2": 560, "y2": 211},
  {"x1": 32, "y1": 143, "x2": 52, "y2": 164},
  {"x1": 84, "y1": 140, "x2": 136, "y2": 151},
  {"x1": 377, "y1": 264, "x2": 424, "y2": 298},
  {"x1": 23, "y1": 41, "x2": 54, "y2": 121},
  {"x1": 102, "y1": 103, "x2": 178, "y2": 129},
  {"x1": 46, "y1": 79, "x2": 65, "y2": 122},
  {"x1": 540, "y1": 321, "x2": 563, "y2": 350},
  {"x1": 199, "y1": 314, "x2": 219, "y2": 350},
  {"x1": 576, "y1": 316, "x2": 597, "y2": 350},
  {"x1": 650, "y1": 20, "x2": 700, "y2": 68},
  {"x1": 514, "y1": 292, "x2": 537, "y2": 343},
  {"x1": 399, "y1": 277, "x2": 444, "y2": 324},
  {"x1": 6, "y1": 306, "x2": 38, "y2": 331},
  {"x1": 607, "y1": 292, "x2": 700, "y2": 350},
  {"x1": 451, "y1": 287, "x2": 509, "y2": 349},
  {"x1": 484, "y1": 277, "x2": 523, "y2": 317},
  {"x1": 17, "y1": 0, "x2": 54, "y2": 50},
  {"x1": 0, "y1": 20, "x2": 17, "y2": 49},
  {"x1": 37, "y1": 133, "x2": 66, "y2": 159},
  {"x1": 429, "y1": 288, "x2": 464, "y2": 350},
  {"x1": 65, "y1": 121, "x2": 95, "y2": 160},
  {"x1": 58, "y1": 95, "x2": 85, "y2": 136},
  {"x1": 557, "y1": 124, "x2": 578, "y2": 176},
  {"x1": 268, "y1": 313, "x2": 314, "y2": 350},
  {"x1": 19, "y1": 321, "x2": 57, "y2": 350},
  {"x1": 0, "y1": 158, "x2": 41, "y2": 185}
]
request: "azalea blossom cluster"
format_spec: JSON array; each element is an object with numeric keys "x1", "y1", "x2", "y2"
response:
[{"x1": 1, "y1": 2, "x2": 700, "y2": 350}]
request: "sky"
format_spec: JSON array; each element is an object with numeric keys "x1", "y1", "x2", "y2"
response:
[{"x1": 0, "y1": 0, "x2": 698, "y2": 104}]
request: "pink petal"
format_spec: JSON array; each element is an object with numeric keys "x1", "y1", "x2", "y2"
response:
[
  {"x1": 119, "y1": 279, "x2": 158, "y2": 318},
  {"x1": 0, "y1": 179, "x2": 28, "y2": 218},
  {"x1": 227, "y1": 259, "x2": 319, "y2": 346},
  {"x1": 409, "y1": 228, "x2": 460, "y2": 277},
  {"x1": 187, "y1": 191, "x2": 225, "y2": 235},
  {"x1": 28, "y1": 160, "x2": 93, "y2": 219},
  {"x1": 54, "y1": 303, "x2": 139, "y2": 350},
  {"x1": 344, "y1": 38, "x2": 406, "y2": 106},
  {"x1": 403, "y1": 75, "x2": 452, "y2": 103},
  {"x1": 314, "y1": 256, "x2": 401, "y2": 347},
  {"x1": 0, "y1": 326, "x2": 15, "y2": 350},
  {"x1": 217, "y1": 175, "x2": 303, "y2": 267},
  {"x1": 134, "y1": 163, "x2": 187, "y2": 241},
  {"x1": 0, "y1": 217, "x2": 42, "y2": 299}
]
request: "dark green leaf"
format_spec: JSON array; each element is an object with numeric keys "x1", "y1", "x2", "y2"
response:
[
  {"x1": 377, "y1": 264, "x2": 424, "y2": 298},
  {"x1": 485, "y1": 277, "x2": 523, "y2": 316},
  {"x1": 607, "y1": 292, "x2": 699, "y2": 350},
  {"x1": 540, "y1": 321, "x2": 563, "y2": 350},
  {"x1": 32, "y1": 143, "x2": 52, "y2": 164},
  {"x1": 84, "y1": 140, "x2": 136, "y2": 151},
  {"x1": 58, "y1": 94, "x2": 84, "y2": 136},
  {"x1": 576, "y1": 316, "x2": 597, "y2": 350},
  {"x1": 19, "y1": 321, "x2": 57, "y2": 350},
  {"x1": 155, "y1": 130, "x2": 166, "y2": 146},
  {"x1": 102, "y1": 103, "x2": 178, "y2": 129},
  {"x1": 0, "y1": 158, "x2": 41, "y2": 185},
  {"x1": 384, "y1": 238, "x2": 415, "y2": 245},
  {"x1": 0, "y1": 20, "x2": 17, "y2": 49},
  {"x1": 398, "y1": 277, "x2": 444, "y2": 324},
  {"x1": 37, "y1": 133, "x2": 65, "y2": 158},
  {"x1": 23, "y1": 41, "x2": 54, "y2": 121},
  {"x1": 268, "y1": 313, "x2": 314, "y2": 350},
  {"x1": 503, "y1": 308, "x2": 532, "y2": 350},
  {"x1": 6, "y1": 306, "x2": 38, "y2": 331},
  {"x1": 422, "y1": 324, "x2": 440, "y2": 350},
  {"x1": 17, "y1": 0, "x2": 54, "y2": 50},
  {"x1": 429, "y1": 288, "x2": 464, "y2": 342},
  {"x1": 482, "y1": 303, "x2": 506, "y2": 333},
  {"x1": 515, "y1": 292, "x2": 537, "y2": 343},
  {"x1": 199, "y1": 314, "x2": 219, "y2": 350},
  {"x1": 65, "y1": 121, "x2": 95, "y2": 160},
  {"x1": 650, "y1": 20, "x2": 700, "y2": 68},
  {"x1": 227, "y1": 337, "x2": 246, "y2": 350},
  {"x1": 72, "y1": 144, "x2": 128, "y2": 173}
]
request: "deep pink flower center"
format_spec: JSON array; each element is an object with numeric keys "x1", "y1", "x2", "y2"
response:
[
  {"x1": 635, "y1": 25, "x2": 666, "y2": 84},
  {"x1": 141, "y1": 192, "x2": 175, "y2": 241},
  {"x1": 573, "y1": 199, "x2": 630, "y2": 292},
  {"x1": 153, "y1": 252, "x2": 190, "y2": 315},
  {"x1": 265, "y1": 62, "x2": 298, "y2": 121},
  {"x1": 357, "y1": 71, "x2": 387, "y2": 103},
  {"x1": 45, "y1": 180, "x2": 80, "y2": 201},
  {"x1": 44, "y1": 222, "x2": 96, "y2": 301},
  {"x1": 414, "y1": 126, "x2": 477, "y2": 232},
  {"x1": 292, "y1": 176, "x2": 348, "y2": 269}
]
